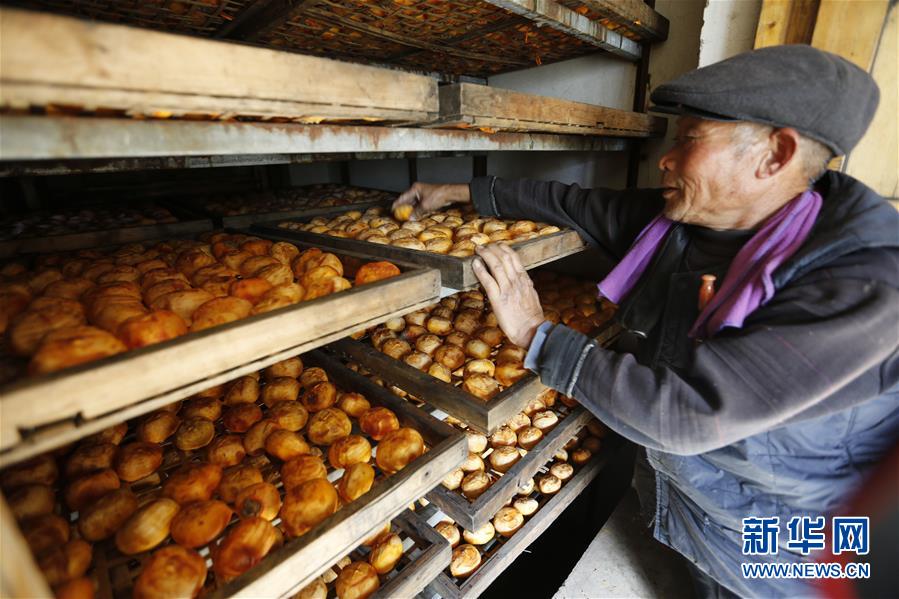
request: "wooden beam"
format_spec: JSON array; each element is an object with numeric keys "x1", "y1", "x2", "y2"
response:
[
  {"x1": 302, "y1": 4, "x2": 529, "y2": 67},
  {"x1": 576, "y1": 0, "x2": 670, "y2": 42},
  {"x1": 843, "y1": 1, "x2": 897, "y2": 196},
  {"x1": 216, "y1": 0, "x2": 314, "y2": 41},
  {"x1": 754, "y1": 0, "x2": 820, "y2": 48},
  {"x1": 811, "y1": 0, "x2": 890, "y2": 69},
  {"x1": 481, "y1": 0, "x2": 642, "y2": 61}
]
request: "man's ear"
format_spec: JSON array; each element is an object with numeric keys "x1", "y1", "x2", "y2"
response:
[{"x1": 757, "y1": 128, "x2": 800, "y2": 178}]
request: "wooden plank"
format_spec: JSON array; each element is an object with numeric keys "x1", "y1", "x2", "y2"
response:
[
  {"x1": 0, "y1": 219, "x2": 212, "y2": 259},
  {"x1": 427, "y1": 407, "x2": 593, "y2": 530},
  {"x1": 0, "y1": 115, "x2": 630, "y2": 161},
  {"x1": 0, "y1": 7, "x2": 438, "y2": 123},
  {"x1": 376, "y1": 510, "x2": 452, "y2": 599},
  {"x1": 0, "y1": 494, "x2": 53, "y2": 598},
  {"x1": 811, "y1": 0, "x2": 889, "y2": 70},
  {"x1": 481, "y1": 0, "x2": 642, "y2": 61},
  {"x1": 844, "y1": 1, "x2": 898, "y2": 198},
  {"x1": 255, "y1": 224, "x2": 587, "y2": 290},
  {"x1": 433, "y1": 83, "x2": 667, "y2": 137},
  {"x1": 0, "y1": 241, "x2": 440, "y2": 457},
  {"x1": 209, "y1": 351, "x2": 467, "y2": 598},
  {"x1": 428, "y1": 450, "x2": 611, "y2": 599},
  {"x1": 754, "y1": 0, "x2": 820, "y2": 48},
  {"x1": 575, "y1": 0, "x2": 670, "y2": 42}
]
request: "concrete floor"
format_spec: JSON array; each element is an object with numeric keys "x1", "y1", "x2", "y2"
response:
[{"x1": 554, "y1": 488, "x2": 695, "y2": 599}]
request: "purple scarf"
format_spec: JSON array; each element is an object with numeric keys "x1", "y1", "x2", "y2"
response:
[{"x1": 597, "y1": 190, "x2": 822, "y2": 339}]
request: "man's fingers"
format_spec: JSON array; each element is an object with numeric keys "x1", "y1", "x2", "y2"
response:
[
  {"x1": 475, "y1": 245, "x2": 512, "y2": 289},
  {"x1": 497, "y1": 243, "x2": 527, "y2": 275},
  {"x1": 472, "y1": 258, "x2": 501, "y2": 299},
  {"x1": 392, "y1": 188, "x2": 417, "y2": 211}
]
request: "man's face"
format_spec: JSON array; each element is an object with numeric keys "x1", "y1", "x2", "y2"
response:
[{"x1": 658, "y1": 117, "x2": 764, "y2": 229}]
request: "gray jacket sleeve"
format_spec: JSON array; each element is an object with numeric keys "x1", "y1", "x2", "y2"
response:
[
  {"x1": 533, "y1": 248, "x2": 899, "y2": 456},
  {"x1": 469, "y1": 175, "x2": 664, "y2": 260}
]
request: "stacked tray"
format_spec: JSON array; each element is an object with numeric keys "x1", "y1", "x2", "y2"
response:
[
  {"x1": 328, "y1": 281, "x2": 619, "y2": 434},
  {"x1": 0, "y1": 349, "x2": 465, "y2": 598},
  {"x1": 0, "y1": 230, "x2": 440, "y2": 459}
]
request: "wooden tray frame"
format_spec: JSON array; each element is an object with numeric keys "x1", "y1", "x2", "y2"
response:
[
  {"x1": 253, "y1": 223, "x2": 586, "y2": 290},
  {"x1": 329, "y1": 337, "x2": 542, "y2": 435},
  {"x1": 426, "y1": 445, "x2": 616, "y2": 599},
  {"x1": 431, "y1": 83, "x2": 668, "y2": 137},
  {"x1": 0, "y1": 349, "x2": 464, "y2": 599},
  {"x1": 426, "y1": 406, "x2": 593, "y2": 531},
  {"x1": 327, "y1": 320, "x2": 620, "y2": 435},
  {"x1": 0, "y1": 237, "x2": 440, "y2": 463}
]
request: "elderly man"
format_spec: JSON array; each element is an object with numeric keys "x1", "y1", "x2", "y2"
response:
[{"x1": 394, "y1": 46, "x2": 899, "y2": 597}]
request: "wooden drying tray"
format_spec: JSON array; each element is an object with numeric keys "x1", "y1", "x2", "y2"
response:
[
  {"x1": 0, "y1": 218, "x2": 213, "y2": 259},
  {"x1": 431, "y1": 83, "x2": 668, "y2": 137},
  {"x1": 0, "y1": 238, "x2": 440, "y2": 464},
  {"x1": 426, "y1": 442, "x2": 617, "y2": 599},
  {"x1": 0, "y1": 350, "x2": 464, "y2": 598},
  {"x1": 426, "y1": 405, "x2": 593, "y2": 531},
  {"x1": 0, "y1": 7, "x2": 438, "y2": 124},
  {"x1": 211, "y1": 349, "x2": 465, "y2": 598},
  {"x1": 327, "y1": 320, "x2": 620, "y2": 436},
  {"x1": 219, "y1": 200, "x2": 385, "y2": 230},
  {"x1": 253, "y1": 223, "x2": 587, "y2": 290}
]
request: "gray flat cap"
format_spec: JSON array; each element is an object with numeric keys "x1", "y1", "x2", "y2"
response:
[{"x1": 650, "y1": 45, "x2": 879, "y2": 156}]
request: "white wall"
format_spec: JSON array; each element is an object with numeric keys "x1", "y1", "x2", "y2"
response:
[
  {"x1": 635, "y1": 0, "x2": 763, "y2": 188},
  {"x1": 484, "y1": 52, "x2": 638, "y2": 189},
  {"x1": 636, "y1": 0, "x2": 708, "y2": 188},
  {"x1": 700, "y1": 0, "x2": 763, "y2": 66},
  {"x1": 487, "y1": 52, "x2": 636, "y2": 110}
]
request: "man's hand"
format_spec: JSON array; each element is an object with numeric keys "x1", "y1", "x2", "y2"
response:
[
  {"x1": 392, "y1": 182, "x2": 470, "y2": 221},
  {"x1": 472, "y1": 243, "x2": 545, "y2": 349}
]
